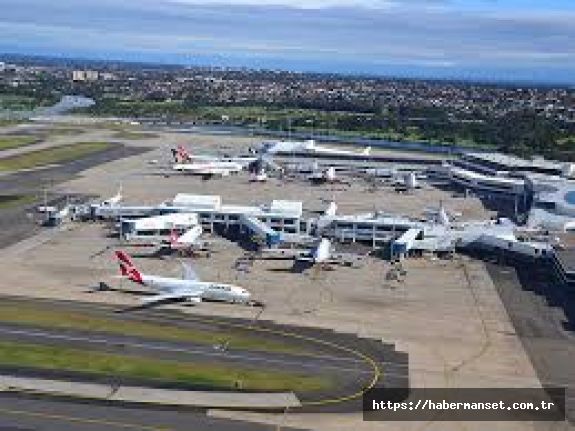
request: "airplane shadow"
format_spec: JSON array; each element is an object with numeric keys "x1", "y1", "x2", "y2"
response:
[{"x1": 266, "y1": 260, "x2": 314, "y2": 274}]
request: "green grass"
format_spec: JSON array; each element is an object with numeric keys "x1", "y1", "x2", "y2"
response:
[
  {"x1": 0, "y1": 194, "x2": 36, "y2": 209},
  {"x1": 0, "y1": 303, "x2": 308, "y2": 356},
  {"x1": 0, "y1": 340, "x2": 329, "y2": 392},
  {"x1": 0, "y1": 135, "x2": 37, "y2": 151},
  {"x1": 0, "y1": 119, "x2": 23, "y2": 127},
  {"x1": 43, "y1": 128, "x2": 86, "y2": 137},
  {"x1": 0, "y1": 95, "x2": 41, "y2": 111},
  {"x1": 0, "y1": 142, "x2": 113, "y2": 172}
]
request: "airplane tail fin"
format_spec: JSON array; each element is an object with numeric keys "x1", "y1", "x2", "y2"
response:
[
  {"x1": 114, "y1": 250, "x2": 143, "y2": 284},
  {"x1": 171, "y1": 148, "x2": 179, "y2": 162},
  {"x1": 177, "y1": 145, "x2": 191, "y2": 162},
  {"x1": 169, "y1": 229, "x2": 180, "y2": 248},
  {"x1": 324, "y1": 201, "x2": 337, "y2": 217}
]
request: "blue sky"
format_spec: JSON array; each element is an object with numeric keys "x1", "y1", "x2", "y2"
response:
[{"x1": 0, "y1": 0, "x2": 574, "y2": 83}]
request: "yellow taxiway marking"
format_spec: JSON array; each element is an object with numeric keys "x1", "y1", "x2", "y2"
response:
[
  {"x1": 0, "y1": 407, "x2": 171, "y2": 431},
  {"x1": 0, "y1": 296, "x2": 384, "y2": 408},
  {"x1": 172, "y1": 313, "x2": 382, "y2": 407}
]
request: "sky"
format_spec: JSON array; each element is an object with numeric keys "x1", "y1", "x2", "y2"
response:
[{"x1": 0, "y1": 0, "x2": 574, "y2": 83}]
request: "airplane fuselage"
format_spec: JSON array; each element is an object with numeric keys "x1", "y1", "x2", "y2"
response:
[
  {"x1": 139, "y1": 275, "x2": 250, "y2": 303},
  {"x1": 173, "y1": 161, "x2": 244, "y2": 176}
]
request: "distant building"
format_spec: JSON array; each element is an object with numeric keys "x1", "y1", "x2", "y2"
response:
[
  {"x1": 72, "y1": 70, "x2": 99, "y2": 82},
  {"x1": 448, "y1": 152, "x2": 575, "y2": 207}
]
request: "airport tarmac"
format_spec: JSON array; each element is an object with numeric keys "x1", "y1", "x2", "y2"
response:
[
  {"x1": 0, "y1": 395, "x2": 307, "y2": 431},
  {"x1": 0, "y1": 125, "x2": 553, "y2": 430},
  {"x1": 0, "y1": 296, "x2": 402, "y2": 409},
  {"x1": 487, "y1": 262, "x2": 575, "y2": 423},
  {"x1": 0, "y1": 124, "x2": 150, "y2": 248}
]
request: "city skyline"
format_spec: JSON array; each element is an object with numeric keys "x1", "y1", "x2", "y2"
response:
[{"x1": 0, "y1": 0, "x2": 574, "y2": 84}]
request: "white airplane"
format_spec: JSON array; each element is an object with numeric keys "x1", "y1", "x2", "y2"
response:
[
  {"x1": 259, "y1": 140, "x2": 371, "y2": 157},
  {"x1": 323, "y1": 201, "x2": 337, "y2": 218},
  {"x1": 172, "y1": 161, "x2": 244, "y2": 177},
  {"x1": 172, "y1": 145, "x2": 256, "y2": 166},
  {"x1": 101, "y1": 186, "x2": 123, "y2": 207},
  {"x1": 249, "y1": 167, "x2": 268, "y2": 182},
  {"x1": 259, "y1": 237, "x2": 363, "y2": 268},
  {"x1": 363, "y1": 167, "x2": 398, "y2": 178},
  {"x1": 167, "y1": 226, "x2": 213, "y2": 254},
  {"x1": 114, "y1": 251, "x2": 251, "y2": 307},
  {"x1": 309, "y1": 142, "x2": 371, "y2": 157},
  {"x1": 423, "y1": 202, "x2": 460, "y2": 226},
  {"x1": 315, "y1": 201, "x2": 338, "y2": 232},
  {"x1": 247, "y1": 155, "x2": 283, "y2": 182},
  {"x1": 393, "y1": 172, "x2": 422, "y2": 191},
  {"x1": 308, "y1": 166, "x2": 351, "y2": 185}
]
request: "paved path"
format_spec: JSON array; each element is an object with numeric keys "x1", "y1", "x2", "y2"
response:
[{"x1": 0, "y1": 375, "x2": 301, "y2": 409}]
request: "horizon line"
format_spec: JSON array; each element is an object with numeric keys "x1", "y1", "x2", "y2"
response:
[{"x1": 1, "y1": 51, "x2": 573, "y2": 88}]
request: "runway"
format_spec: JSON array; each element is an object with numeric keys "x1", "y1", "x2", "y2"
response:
[
  {"x1": 0, "y1": 323, "x2": 375, "y2": 377},
  {"x1": 0, "y1": 142, "x2": 149, "y2": 249}
]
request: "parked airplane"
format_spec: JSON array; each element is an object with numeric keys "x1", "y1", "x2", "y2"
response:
[
  {"x1": 168, "y1": 226, "x2": 213, "y2": 255},
  {"x1": 311, "y1": 143, "x2": 371, "y2": 157},
  {"x1": 363, "y1": 167, "x2": 398, "y2": 178},
  {"x1": 247, "y1": 155, "x2": 283, "y2": 182},
  {"x1": 114, "y1": 251, "x2": 251, "y2": 307},
  {"x1": 101, "y1": 186, "x2": 123, "y2": 207},
  {"x1": 393, "y1": 172, "x2": 422, "y2": 192},
  {"x1": 316, "y1": 201, "x2": 338, "y2": 232},
  {"x1": 172, "y1": 145, "x2": 256, "y2": 166},
  {"x1": 259, "y1": 140, "x2": 371, "y2": 157},
  {"x1": 308, "y1": 166, "x2": 351, "y2": 186},
  {"x1": 258, "y1": 237, "x2": 363, "y2": 268},
  {"x1": 249, "y1": 167, "x2": 268, "y2": 182},
  {"x1": 172, "y1": 160, "x2": 244, "y2": 177},
  {"x1": 171, "y1": 145, "x2": 213, "y2": 163},
  {"x1": 423, "y1": 202, "x2": 460, "y2": 225}
]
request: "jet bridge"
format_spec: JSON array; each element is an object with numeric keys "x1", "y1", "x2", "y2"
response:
[
  {"x1": 240, "y1": 214, "x2": 282, "y2": 247},
  {"x1": 391, "y1": 228, "x2": 423, "y2": 259}
]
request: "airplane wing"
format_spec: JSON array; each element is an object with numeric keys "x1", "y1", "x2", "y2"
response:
[
  {"x1": 260, "y1": 248, "x2": 310, "y2": 260},
  {"x1": 141, "y1": 293, "x2": 202, "y2": 306},
  {"x1": 176, "y1": 226, "x2": 203, "y2": 246},
  {"x1": 327, "y1": 252, "x2": 365, "y2": 266},
  {"x1": 181, "y1": 261, "x2": 200, "y2": 281}
]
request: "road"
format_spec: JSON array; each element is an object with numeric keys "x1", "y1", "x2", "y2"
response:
[{"x1": 0, "y1": 395, "x2": 305, "y2": 431}]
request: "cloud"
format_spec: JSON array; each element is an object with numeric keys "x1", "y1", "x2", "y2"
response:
[
  {"x1": 0, "y1": 0, "x2": 574, "y2": 82},
  {"x1": 165, "y1": 0, "x2": 397, "y2": 9}
]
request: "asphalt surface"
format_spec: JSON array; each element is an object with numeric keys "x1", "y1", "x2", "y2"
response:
[
  {"x1": 0, "y1": 395, "x2": 305, "y2": 431},
  {"x1": 0, "y1": 322, "x2": 374, "y2": 383},
  {"x1": 0, "y1": 143, "x2": 148, "y2": 248},
  {"x1": 486, "y1": 262, "x2": 575, "y2": 423},
  {"x1": 0, "y1": 296, "x2": 409, "y2": 413}
]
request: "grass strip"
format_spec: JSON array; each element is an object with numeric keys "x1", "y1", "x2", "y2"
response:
[
  {"x1": 0, "y1": 340, "x2": 329, "y2": 392},
  {"x1": 43, "y1": 128, "x2": 86, "y2": 137},
  {"x1": 0, "y1": 135, "x2": 37, "y2": 151},
  {"x1": 0, "y1": 195, "x2": 36, "y2": 209},
  {"x1": 0, "y1": 303, "x2": 307, "y2": 356},
  {"x1": 0, "y1": 142, "x2": 112, "y2": 172}
]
